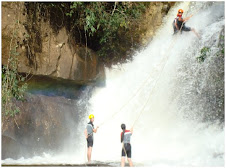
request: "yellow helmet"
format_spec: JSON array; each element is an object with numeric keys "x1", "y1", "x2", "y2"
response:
[{"x1": 89, "y1": 114, "x2": 94, "y2": 119}]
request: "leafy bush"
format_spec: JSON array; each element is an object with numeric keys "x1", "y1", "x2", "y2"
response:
[
  {"x1": 197, "y1": 47, "x2": 210, "y2": 63},
  {"x1": 2, "y1": 20, "x2": 27, "y2": 118},
  {"x1": 28, "y1": 2, "x2": 149, "y2": 66}
]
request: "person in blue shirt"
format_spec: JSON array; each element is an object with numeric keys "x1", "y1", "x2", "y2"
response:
[
  {"x1": 121, "y1": 123, "x2": 133, "y2": 167},
  {"x1": 84, "y1": 114, "x2": 99, "y2": 163}
]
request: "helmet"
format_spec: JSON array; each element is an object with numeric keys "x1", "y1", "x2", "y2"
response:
[
  {"x1": 89, "y1": 114, "x2": 94, "y2": 119},
  {"x1": 178, "y1": 9, "x2": 184, "y2": 14}
]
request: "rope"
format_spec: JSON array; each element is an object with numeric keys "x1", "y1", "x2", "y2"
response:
[
  {"x1": 85, "y1": 3, "x2": 203, "y2": 165},
  {"x1": 179, "y1": 3, "x2": 202, "y2": 34},
  {"x1": 98, "y1": 37, "x2": 177, "y2": 128},
  {"x1": 121, "y1": 142, "x2": 129, "y2": 166},
  {"x1": 98, "y1": 61, "x2": 163, "y2": 127},
  {"x1": 98, "y1": 2, "x2": 202, "y2": 128},
  {"x1": 122, "y1": 142, "x2": 127, "y2": 158},
  {"x1": 132, "y1": 36, "x2": 177, "y2": 127},
  {"x1": 132, "y1": 2, "x2": 199, "y2": 127},
  {"x1": 121, "y1": 139, "x2": 128, "y2": 164},
  {"x1": 84, "y1": 4, "x2": 204, "y2": 164}
]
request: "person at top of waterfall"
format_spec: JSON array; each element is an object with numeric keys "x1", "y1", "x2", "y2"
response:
[
  {"x1": 84, "y1": 114, "x2": 99, "y2": 163},
  {"x1": 173, "y1": 9, "x2": 200, "y2": 38},
  {"x1": 121, "y1": 124, "x2": 133, "y2": 167}
]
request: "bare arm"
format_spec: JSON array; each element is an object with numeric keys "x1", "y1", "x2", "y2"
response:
[
  {"x1": 93, "y1": 126, "x2": 99, "y2": 133},
  {"x1": 84, "y1": 129, "x2": 88, "y2": 139},
  {"x1": 130, "y1": 127, "x2": 133, "y2": 134},
  {"x1": 183, "y1": 14, "x2": 193, "y2": 22}
]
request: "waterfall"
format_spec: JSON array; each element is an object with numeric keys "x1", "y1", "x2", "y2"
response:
[
  {"x1": 88, "y1": 1, "x2": 224, "y2": 166},
  {"x1": 2, "y1": 1, "x2": 224, "y2": 167}
]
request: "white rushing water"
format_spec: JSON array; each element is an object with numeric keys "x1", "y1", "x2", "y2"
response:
[
  {"x1": 88, "y1": 1, "x2": 225, "y2": 167},
  {"x1": 2, "y1": 1, "x2": 224, "y2": 167}
]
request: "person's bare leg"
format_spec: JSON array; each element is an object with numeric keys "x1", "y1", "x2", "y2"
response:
[
  {"x1": 192, "y1": 28, "x2": 200, "y2": 38},
  {"x1": 87, "y1": 147, "x2": 92, "y2": 163},
  {"x1": 127, "y1": 158, "x2": 133, "y2": 167},
  {"x1": 121, "y1": 157, "x2": 125, "y2": 167}
]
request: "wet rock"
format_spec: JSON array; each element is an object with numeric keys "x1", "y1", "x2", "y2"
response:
[{"x1": 1, "y1": 2, "x2": 105, "y2": 84}]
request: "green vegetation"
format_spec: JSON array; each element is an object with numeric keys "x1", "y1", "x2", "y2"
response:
[
  {"x1": 2, "y1": 20, "x2": 27, "y2": 118},
  {"x1": 197, "y1": 47, "x2": 210, "y2": 63},
  {"x1": 218, "y1": 34, "x2": 224, "y2": 56},
  {"x1": 197, "y1": 33, "x2": 224, "y2": 122},
  {"x1": 197, "y1": 34, "x2": 224, "y2": 63},
  {"x1": 26, "y1": 2, "x2": 150, "y2": 66}
]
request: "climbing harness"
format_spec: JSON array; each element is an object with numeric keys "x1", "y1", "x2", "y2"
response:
[
  {"x1": 132, "y1": 3, "x2": 206, "y2": 127},
  {"x1": 97, "y1": 2, "x2": 202, "y2": 128},
  {"x1": 83, "y1": 3, "x2": 204, "y2": 166}
]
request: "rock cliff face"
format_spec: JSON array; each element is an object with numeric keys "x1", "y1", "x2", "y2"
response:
[
  {"x1": 138, "y1": 2, "x2": 175, "y2": 45},
  {"x1": 2, "y1": 2, "x2": 105, "y2": 84},
  {"x1": 2, "y1": 90, "x2": 91, "y2": 159},
  {"x1": 2, "y1": 2, "x2": 174, "y2": 82},
  {"x1": 1, "y1": 2, "x2": 175, "y2": 160}
]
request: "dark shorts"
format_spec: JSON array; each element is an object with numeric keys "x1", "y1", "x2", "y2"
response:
[
  {"x1": 122, "y1": 143, "x2": 131, "y2": 158},
  {"x1": 181, "y1": 25, "x2": 191, "y2": 31},
  {"x1": 87, "y1": 136, "x2": 93, "y2": 147},
  {"x1": 173, "y1": 24, "x2": 191, "y2": 34}
]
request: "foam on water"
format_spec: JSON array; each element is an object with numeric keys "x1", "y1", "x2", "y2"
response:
[
  {"x1": 88, "y1": 2, "x2": 225, "y2": 166},
  {"x1": 2, "y1": 1, "x2": 224, "y2": 167}
]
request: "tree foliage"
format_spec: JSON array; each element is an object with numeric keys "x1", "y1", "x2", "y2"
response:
[
  {"x1": 2, "y1": 20, "x2": 27, "y2": 118},
  {"x1": 33, "y1": 2, "x2": 149, "y2": 66}
]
